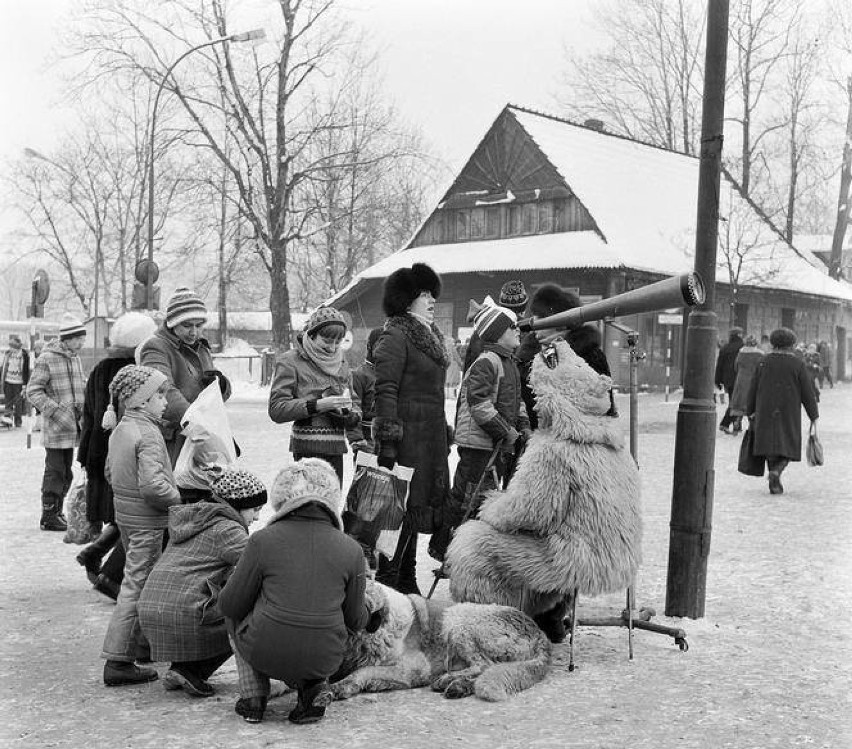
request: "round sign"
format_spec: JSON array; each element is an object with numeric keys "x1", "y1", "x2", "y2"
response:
[
  {"x1": 135, "y1": 259, "x2": 160, "y2": 284},
  {"x1": 32, "y1": 269, "x2": 50, "y2": 304}
]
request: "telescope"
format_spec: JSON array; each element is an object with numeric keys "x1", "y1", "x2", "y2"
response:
[{"x1": 518, "y1": 271, "x2": 705, "y2": 331}]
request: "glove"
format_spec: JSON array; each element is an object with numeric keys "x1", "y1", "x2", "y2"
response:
[
  {"x1": 521, "y1": 428, "x2": 533, "y2": 443},
  {"x1": 377, "y1": 454, "x2": 395, "y2": 470},
  {"x1": 201, "y1": 370, "x2": 230, "y2": 398},
  {"x1": 500, "y1": 427, "x2": 521, "y2": 453}
]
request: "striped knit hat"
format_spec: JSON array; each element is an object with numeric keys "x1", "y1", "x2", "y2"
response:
[
  {"x1": 210, "y1": 467, "x2": 268, "y2": 511},
  {"x1": 165, "y1": 287, "x2": 207, "y2": 329},
  {"x1": 473, "y1": 304, "x2": 517, "y2": 343},
  {"x1": 59, "y1": 313, "x2": 86, "y2": 340}
]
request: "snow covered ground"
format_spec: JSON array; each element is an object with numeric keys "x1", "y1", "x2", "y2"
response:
[{"x1": 1, "y1": 385, "x2": 850, "y2": 748}]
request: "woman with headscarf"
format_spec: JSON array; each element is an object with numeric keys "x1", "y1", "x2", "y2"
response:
[
  {"x1": 746, "y1": 328, "x2": 819, "y2": 495},
  {"x1": 267, "y1": 306, "x2": 361, "y2": 485},
  {"x1": 372, "y1": 262, "x2": 452, "y2": 595}
]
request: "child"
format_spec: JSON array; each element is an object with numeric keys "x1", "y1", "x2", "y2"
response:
[
  {"x1": 137, "y1": 467, "x2": 268, "y2": 698},
  {"x1": 267, "y1": 307, "x2": 361, "y2": 484},
  {"x1": 219, "y1": 459, "x2": 372, "y2": 725},
  {"x1": 346, "y1": 327, "x2": 382, "y2": 455},
  {"x1": 100, "y1": 365, "x2": 182, "y2": 687},
  {"x1": 429, "y1": 303, "x2": 530, "y2": 562}
]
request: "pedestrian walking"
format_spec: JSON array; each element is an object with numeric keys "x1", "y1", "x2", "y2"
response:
[
  {"x1": 139, "y1": 287, "x2": 229, "y2": 469},
  {"x1": 1, "y1": 334, "x2": 31, "y2": 427},
  {"x1": 372, "y1": 262, "x2": 452, "y2": 595},
  {"x1": 267, "y1": 306, "x2": 360, "y2": 485},
  {"x1": 715, "y1": 327, "x2": 744, "y2": 434},
  {"x1": 100, "y1": 365, "x2": 181, "y2": 687},
  {"x1": 746, "y1": 328, "x2": 819, "y2": 495},
  {"x1": 137, "y1": 467, "x2": 267, "y2": 698},
  {"x1": 219, "y1": 459, "x2": 372, "y2": 725},
  {"x1": 25, "y1": 314, "x2": 87, "y2": 531},
  {"x1": 75, "y1": 312, "x2": 157, "y2": 597},
  {"x1": 818, "y1": 340, "x2": 833, "y2": 389},
  {"x1": 729, "y1": 335, "x2": 764, "y2": 430},
  {"x1": 804, "y1": 344, "x2": 822, "y2": 401}
]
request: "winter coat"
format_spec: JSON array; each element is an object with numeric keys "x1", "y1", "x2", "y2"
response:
[
  {"x1": 517, "y1": 324, "x2": 614, "y2": 429},
  {"x1": 745, "y1": 351, "x2": 819, "y2": 461},
  {"x1": 268, "y1": 336, "x2": 361, "y2": 456},
  {"x1": 373, "y1": 314, "x2": 451, "y2": 534},
  {"x1": 729, "y1": 346, "x2": 764, "y2": 417},
  {"x1": 219, "y1": 503, "x2": 369, "y2": 684},
  {"x1": 139, "y1": 326, "x2": 224, "y2": 454},
  {"x1": 346, "y1": 360, "x2": 376, "y2": 448},
  {"x1": 106, "y1": 409, "x2": 181, "y2": 530},
  {"x1": 77, "y1": 348, "x2": 136, "y2": 522},
  {"x1": 25, "y1": 339, "x2": 86, "y2": 449},
  {"x1": 1, "y1": 347, "x2": 30, "y2": 387},
  {"x1": 818, "y1": 342, "x2": 831, "y2": 369},
  {"x1": 714, "y1": 337, "x2": 743, "y2": 392},
  {"x1": 454, "y1": 343, "x2": 529, "y2": 451},
  {"x1": 137, "y1": 501, "x2": 248, "y2": 662},
  {"x1": 447, "y1": 339, "x2": 641, "y2": 617}
]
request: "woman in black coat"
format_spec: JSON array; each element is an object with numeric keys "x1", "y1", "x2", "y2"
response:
[
  {"x1": 372, "y1": 263, "x2": 452, "y2": 595},
  {"x1": 746, "y1": 327, "x2": 819, "y2": 495},
  {"x1": 76, "y1": 312, "x2": 157, "y2": 594}
]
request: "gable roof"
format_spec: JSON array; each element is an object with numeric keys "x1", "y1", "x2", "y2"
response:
[{"x1": 328, "y1": 105, "x2": 852, "y2": 307}]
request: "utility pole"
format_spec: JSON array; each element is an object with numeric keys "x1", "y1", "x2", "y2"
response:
[
  {"x1": 665, "y1": 0, "x2": 730, "y2": 618},
  {"x1": 828, "y1": 75, "x2": 852, "y2": 280}
]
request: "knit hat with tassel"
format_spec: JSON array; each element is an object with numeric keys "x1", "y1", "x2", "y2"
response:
[{"x1": 101, "y1": 365, "x2": 168, "y2": 430}]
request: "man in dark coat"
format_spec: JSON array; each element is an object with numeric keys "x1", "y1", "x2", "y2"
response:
[
  {"x1": 715, "y1": 327, "x2": 744, "y2": 434},
  {"x1": 372, "y1": 262, "x2": 451, "y2": 595},
  {"x1": 219, "y1": 459, "x2": 372, "y2": 725},
  {"x1": 518, "y1": 284, "x2": 617, "y2": 430}
]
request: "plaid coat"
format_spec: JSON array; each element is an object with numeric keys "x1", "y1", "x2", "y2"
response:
[
  {"x1": 137, "y1": 500, "x2": 248, "y2": 661},
  {"x1": 26, "y1": 340, "x2": 86, "y2": 449}
]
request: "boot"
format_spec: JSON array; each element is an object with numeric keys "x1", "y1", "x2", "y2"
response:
[
  {"x1": 40, "y1": 492, "x2": 67, "y2": 532},
  {"x1": 103, "y1": 660, "x2": 159, "y2": 686},
  {"x1": 77, "y1": 525, "x2": 120, "y2": 584},
  {"x1": 288, "y1": 679, "x2": 332, "y2": 724},
  {"x1": 235, "y1": 696, "x2": 267, "y2": 723}
]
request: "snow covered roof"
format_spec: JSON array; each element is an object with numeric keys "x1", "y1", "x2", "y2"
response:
[{"x1": 329, "y1": 105, "x2": 852, "y2": 306}]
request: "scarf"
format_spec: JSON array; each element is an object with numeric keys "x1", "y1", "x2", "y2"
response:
[
  {"x1": 300, "y1": 333, "x2": 345, "y2": 377},
  {"x1": 385, "y1": 314, "x2": 450, "y2": 368}
]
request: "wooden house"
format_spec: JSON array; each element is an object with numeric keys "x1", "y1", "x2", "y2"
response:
[{"x1": 328, "y1": 105, "x2": 852, "y2": 387}]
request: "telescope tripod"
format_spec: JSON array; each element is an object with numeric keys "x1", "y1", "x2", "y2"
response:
[{"x1": 565, "y1": 321, "x2": 687, "y2": 670}]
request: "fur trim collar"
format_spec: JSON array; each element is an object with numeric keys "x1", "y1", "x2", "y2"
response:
[{"x1": 385, "y1": 315, "x2": 449, "y2": 368}]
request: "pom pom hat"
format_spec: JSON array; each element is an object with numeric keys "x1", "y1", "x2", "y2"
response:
[
  {"x1": 268, "y1": 458, "x2": 342, "y2": 528},
  {"x1": 473, "y1": 304, "x2": 517, "y2": 344},
  {"x1": 59, "y1": 313, "x2": 86, "y2": 340},
  {"x1": 499, "y1": 280, "x2": 529, "y2": 314},
  {"x1": 102, "y1": 365, "x2": 167, "y2": 429},
  {"x1": 165, "y1": 287, "x2": 207, "y2": 329},
  {"x1": 210, "y1": 467, "x2": 268, "y2": 511},
  {"x1": 382, "y1": 263, "x2": 442, "y2": 317}
]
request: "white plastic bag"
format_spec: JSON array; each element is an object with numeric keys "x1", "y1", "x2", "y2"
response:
[{"x1": 174, "y1": 381, "x2": 237, "y2": 489}]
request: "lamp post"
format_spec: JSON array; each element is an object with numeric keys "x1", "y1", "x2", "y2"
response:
[
  {"x1": 146, "y1": 28, "x2": 266, "y2": 309},
  {"x1": 23, "y1": 148, "x2": 101, "y2": 353}
]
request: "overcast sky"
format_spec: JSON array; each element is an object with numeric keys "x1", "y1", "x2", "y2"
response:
[{"x1": 0, "y1": 0, "x2": 601, "y2": 175}]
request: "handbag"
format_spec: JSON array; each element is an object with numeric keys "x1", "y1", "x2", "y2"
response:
[
  {"x1": 806, "y1": 424, "x2": 824, "y2": 467},
  {"x1": 737, "y1": 427, "x2": 765, "y2": 477},
  {"x1": 62, "y1": 470, "x2": 100, "y2": 545}
]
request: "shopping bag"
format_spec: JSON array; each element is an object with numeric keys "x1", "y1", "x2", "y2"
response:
[
  {"x1": 737, "y1": 427, "x2": 765, "y2": 477},
  {"x1": 63, "y1": 470, "x2": 100, "y2": 544},
  {"x1": 806, "y1": 424, "x2": 824, "y2": 467},
  {"x1": 345, "y1": 451, "x2": 414, "y2": 530},
  {"x1": 174, "y1": 381, "x2": 237, "y2": 489}
]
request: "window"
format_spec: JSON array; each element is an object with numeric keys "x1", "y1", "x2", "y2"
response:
[
  {"x1": 781, "y1": 307, "x2": 795, "y2": 330},
  {"x1": 470, "y1": 208, "x2": 485, "y2": 239},
  {"x1": 538, "y1": 202, "x2": 553, "y2": 233},
  {"x1": 486, "y1": 207, "x2": 500, "y2": 237},
  {"x1": 508, "y1": 205, "x2": 522, "y2": 235},
  {"x1": 455, "y1": 211, "x2": 469, "y2": 241},
  {"x1": 522, "y1": 203, "x2": 536, "y2": 234}
]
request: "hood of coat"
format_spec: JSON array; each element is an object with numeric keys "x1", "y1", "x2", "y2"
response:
[
  {"x1": 268, "y1": 496, "x2": 341, "y2": 529},
  {"x1": 167, "y1": 500, "x2": 246, "y2": 544}
]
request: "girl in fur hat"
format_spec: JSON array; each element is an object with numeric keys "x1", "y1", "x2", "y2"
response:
[
  {"x1": 267, "y1": 306, "x2": 362, "y2": 484},
  {"x1": 372, "y1": 262, "x2": 452, "y2": 595}
]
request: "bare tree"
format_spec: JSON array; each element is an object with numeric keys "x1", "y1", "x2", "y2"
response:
[
  {"x1": 556, "y1": 0, "x2": 706, "y2": 154},
  {"x1": 828, "y1": 75, "x2": 852, "y2": 279}
]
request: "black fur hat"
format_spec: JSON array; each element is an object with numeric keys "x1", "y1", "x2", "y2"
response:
[
  {"x1": 530, "y1": 283, "x2": 582, "y2": 319},
  {"x1": 382, "y1": 263, "x2": 442, "y2": 317}
]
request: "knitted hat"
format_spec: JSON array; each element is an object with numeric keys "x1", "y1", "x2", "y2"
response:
[
  {"x1": 305, "y1": 306, "x2": 347, "y2": 337},
  {"x1": 8, "y1": 334, "x2": 21, "y2": 345},
  {"x1": 102, "y1": 365, "x2": 167, "y2": 429},
  {"x1": 473, "y1": 304, "x2": 517, "y2": 343},
  {"x1": 59, "y1": 313, "x2": 86, "y2": 340},
  {"x1": 382, "y1": 263, "x2": 442, "y2": 317},
  {"x1": 499, "y1": 280, "x2": 529, "y2": 314},
  {"x1": 110, "y1": 312, "x2": 157, "y2": 350},
  {"x1": 210, "y1": 467, "x2": 268, "y2": 511},
  {"x1": 268, "y1": 458, "x2": 342, "y2": 528},
  {"x1": 165, "y1": 287, "x2": 207, "y2": 329},
  {"x1": 530, "y1": 284, "x2": 582, "y2": 319}
]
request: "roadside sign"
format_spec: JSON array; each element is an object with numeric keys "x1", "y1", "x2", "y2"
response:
[{"x1": 658, "y1": 313, "x2": 683, "y2": 325}]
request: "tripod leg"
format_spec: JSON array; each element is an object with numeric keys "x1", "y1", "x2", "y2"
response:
[
  {"x1": 626, "y1": 586, "x2": 635, "y2": 661},
  {"x1": 426, "y1": 565, "x2": 445, "y2": 599},
  {"x1": 568, "y1": 589, "x2": 578, "y2": 672}
]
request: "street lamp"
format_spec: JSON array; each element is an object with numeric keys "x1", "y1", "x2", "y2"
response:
[
  {"x1": 23, "y1": 147, "x2": 101, "y2": 353},
  {"x1": 146, "y1": 28, "x2": 266, "y2": 309}
]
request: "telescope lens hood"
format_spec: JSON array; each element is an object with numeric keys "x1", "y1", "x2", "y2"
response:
[{"x1": 682, "y1": 271, "x2": 706, "y2": 306}]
